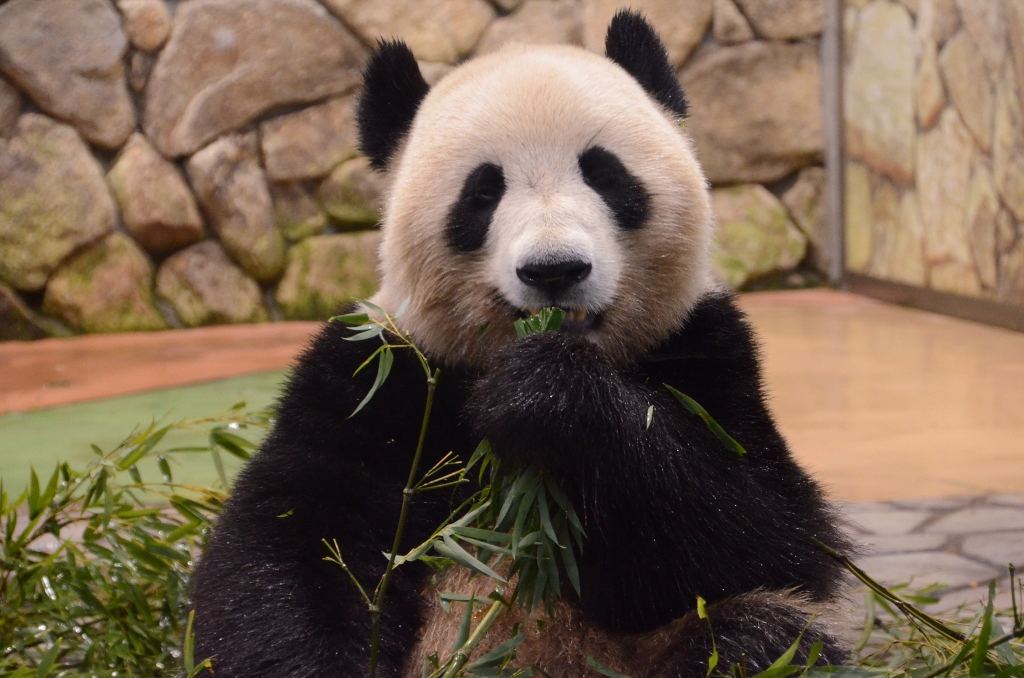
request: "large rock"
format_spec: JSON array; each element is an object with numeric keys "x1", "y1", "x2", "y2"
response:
[
  {"x1": 917, "y1": 107, "x2": 979, "y2": 297},
  {"x1": 186, "y1": 133, "x2": 285, "y2": 282},
  {"x1": 144, "y1": 0, "x2": 365, "y2": 158},
  {"x1": 710, "y1": 184, "x2": 807, "y2": 289},
  {"x1": 713, "y1": 0, "x2": 755, "y2": 45},
  {"x1": 42, "y1": 233, "x2": 167, "y2": 333},
  {"x1": 475, "y1": 0, "x2": 581, "y2": 55},
  {"x1": 0, "y1": 115, "x2": 116, "y2": 291},
  {"x1": 0, "y1": 76, "x2": 21, "y2": 137},
  {"x1": 681, "y1": 41, "x2": 822, "y2": 184},
  {"x1": 994, "y1": 64, "x2": 1024, "y2": 224},
  {"x1": 844, "y1": 161, "x2": 873, "y2": 273},
  {"x1": 260, "y1": 95, "x2": 359, "y2": 182},
  {"x1": 0, "y1": 0, "x2": 135, "y2": 149},
  {"x1": 845, "y1": 1, "x2": 916, "y2": 184},
  {"x1": 156, "y1": 241, "x2": 268, "y2": 326},
  {"x1": 107, "y1": 133, "x2": 204, "y2": 257},
  {"x1": 583, "y1": 0, "x2": 713, "y2": 68},
  {"x1": 782, "y1": 166, "x2": 829, "y2": 273},
  {"x1": 916, "y1": 36, "x2": 945, "y2": 130},
  {"x1": 0, "y1": 282, "x2": 49, "y2": 340},
  {"x1": 117, "y1": 0, "x2": 171, "y2": 52},
  {"x1": 271, "y1": 182, "x2": 328, "y2": 241},
  {"x1": 317, "y1": 157, "x2": 387, "y2": 230},
  {"x1": 275, "y1": 231, "x2": 380, "y2": 320},
  {"x1": 964, "y1": 161, "x2": 1000, "y2": 290},
  {"x1": 939, "y1": 30, "x2": 994, "y2": 153},
  {"x1": 323, "y1": 0, "x2": 495, "y2": 64},
  {"x1": 732, "y1": 0, "x2": 823, "y2": 39},
  {"x1": 955, "y1": 0, "x2": 1005, "y2": 79}
]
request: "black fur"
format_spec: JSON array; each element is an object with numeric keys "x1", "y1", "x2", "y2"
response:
[
  {"x1": 605, "y1": 10, "x2": 688, "y2": 118},
  {"x1": 649, "y1": 594, "x2": 849, "y2": 677},
  {"x1": 446, "y1": 163, "x2": 506, "y2": 252},
  {"x1": 578, "y1": 146, "x2": 651, "y2": 231},
  {"x1": 190, "y1": 293, "x2": 850, "y2": 677},
  {"x1": 356, "y1": 40, "x2": 430, "y2": 170}
]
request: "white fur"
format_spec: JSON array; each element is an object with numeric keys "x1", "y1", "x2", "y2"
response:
[{"x1": 370, "y1": 43, "x2": 716, "y2": 366}]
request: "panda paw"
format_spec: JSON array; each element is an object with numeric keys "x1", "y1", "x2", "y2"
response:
[{"x1": 467, "y1": 331, "x2": 629, "y2": 470}]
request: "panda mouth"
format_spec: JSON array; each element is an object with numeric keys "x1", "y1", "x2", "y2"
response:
[{"x1": 520, "y1": 307, "x2": 602, "y2": 333}]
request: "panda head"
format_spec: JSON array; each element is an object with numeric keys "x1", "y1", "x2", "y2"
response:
[{"x1": 360, "y1": 11, "x2": 715, "y2": 367}]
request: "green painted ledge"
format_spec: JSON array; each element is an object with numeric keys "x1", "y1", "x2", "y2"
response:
[{"x1": 0, "y1": 370, "x2": 288, "y2": 493}]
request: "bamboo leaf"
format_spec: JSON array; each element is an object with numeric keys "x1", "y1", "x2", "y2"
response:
[
  {"x1": 452, "y1": 597, "x2": 475, "y2": 655},
  {"x1": 210, "y1": 429, "x2": 255, "y2": 460},
  {"x1": 351, "y1": 346, "x2": 393, "y2": 417},
  {"x1": 970, "y1": 581, "x2": 997, "y2": 678},
  {"x1": 665, "y1": 385, "x2": 747, "y2": 456},
  {"x1": 332, "y1": 312, "x2": 371, "y2": 325},
  {"x1": 118, "y1": 426, "x2": 170, "y2": 470},
  {"x1": 586, "y1": 656, "x2": 632, "y2": 678},
  {"x1": 467, "y1": 632, "x2": 526, "y2": 670},
  {"x1": 435, "y1": 536, "x2": 506, "y2": 582}
]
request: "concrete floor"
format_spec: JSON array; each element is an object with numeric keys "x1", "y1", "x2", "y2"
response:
[
  {"x1": 739, "y1": 291, "x2": 1024, "y2": 502},
  {"x1": 2, "y1": 289, "x2": 1023, "y2": 502}
]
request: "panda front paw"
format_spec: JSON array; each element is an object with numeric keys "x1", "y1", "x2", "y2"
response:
[{"x1": 467, "y1": 331, "x2": 619, "y2": 471}]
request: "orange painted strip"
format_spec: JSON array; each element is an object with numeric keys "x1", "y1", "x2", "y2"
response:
[{"x1": 0, "y1": 322, "x2": 321, "y2": 414}]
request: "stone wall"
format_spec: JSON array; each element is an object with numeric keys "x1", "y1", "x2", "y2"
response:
[
  {"x1": 844, "y1": 0, "x2": 1024, "y2": 306},
  {"x1": 0, "y1": 0, "x2": 829, "y2": 340}
]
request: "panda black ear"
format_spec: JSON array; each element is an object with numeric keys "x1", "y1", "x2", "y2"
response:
[
  {"x1": 357, "y1": 40, "x2": 431, "y2": 170},
  {"x1": 604, "y1": 10, "x2": 688, "y2": 118}
]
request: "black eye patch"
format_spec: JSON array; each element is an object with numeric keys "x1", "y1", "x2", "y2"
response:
[
  {"x1": 445, "y1": 163, "x2": 506, "y2": 252},
  {"x1": 578, "y1": 146, "x2": 651, "y2": 231}
]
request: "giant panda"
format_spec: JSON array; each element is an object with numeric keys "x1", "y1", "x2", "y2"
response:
[{"x1": 190, "y1": 11, "x2": 852, "y2": 678}]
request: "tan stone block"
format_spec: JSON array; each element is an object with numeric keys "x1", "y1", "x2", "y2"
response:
[
  {"x1": 964, "y1": 160, "x2": 999, "y2": 290},
  {"x1": 955, "y1": 0, "x2": 1006, "y2": 79},
  {"x1": 275, "y1": 231, "x2": 380, "y2": 320},
  {"x1": 324, "y1": 0, "x2": 495, "y2": 64},
  {"x1": 713, "y1": 0, "x2": 754, "y2": 45},
  {"x1": 186, "y1": 133, "x2": 285, "y2": 283},
  {"x1": 475, "y1": 0, "x2": 580, "y2": 55},
  {"x1": 733, "y1": 0, "x2": 823, "y2": 40},
  {"x1": 682, "y1": 41, "x2": 822, "y2": 183},
  {"x1": 42, "y1": 233, "x2": 167, "y2": 333},
  {"x1": 107, "y1": 133, "x2": 204, "y2": 257},
  {"x1": 845, "y1": 161, "x2": 873, "y2": 273},
  {"x1": 867, "y1": 175, "x2": 899, "y2": 280},
  {"x1": 260, "y1": 95, "x2": 359, "y2": 182},
  {"x1": 117, "y1": 0, "x2": 171, "y2": 52},
  {"x1": 710, "y1": 184, "x2": 807, "y2": 289},
  {"x1": 891, "y1": 190, "x2": 927, "y2": 286},
  {"x1": 0, "y1": 0, "x2": 135, "y2": 149},
  {"x1": 0, "y1": 114, "x2": 116, "y2": 291},
  {"x1": 916, "y1": 37, "x2": 945, "y2": 130},
  {"x1": 939, "y1": 30, "x2": 994, "y2": 153},
  {"x1": 845, "y1": 1, "x2": 916, "y2": 184},
  {"x1": 917, "y1": 108, "x2": 976, "y2": 291},
  {"x1": 156, "y1": 240, "x2": 268, "y2": 326},
  {"x1": 144, "y1": 0, "x2": 365, "y2": 157},
  {"x1": 994, "y1": 63, "x2": 1024, "y2": 223},
  {"x1": 998, "y1": 238, "x2": 1024, "y2": 306}
]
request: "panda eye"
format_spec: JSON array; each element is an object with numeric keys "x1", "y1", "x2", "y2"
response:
[
  {"x1": 446, "y1": 163, "x2": 505, "y2": 252},
  {"x1": 578, "y1": 146, "x2": 651, "y2": 231}
]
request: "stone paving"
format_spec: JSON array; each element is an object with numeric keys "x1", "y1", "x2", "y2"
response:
[{"x1": 840, "y1": 495, "x2": 1024, "y2": 615}]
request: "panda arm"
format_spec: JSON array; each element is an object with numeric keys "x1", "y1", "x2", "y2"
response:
[
  {"x1": 468, "y1": 293, "x2": 847, "y2": 633},
  {"x1": 190, "y1": 320, "x2": 474, "y2": 678}
]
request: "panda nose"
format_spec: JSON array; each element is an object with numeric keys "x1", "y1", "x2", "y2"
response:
[{"x1": 516, "y1": 260, "x2": 592, "y2": 296}]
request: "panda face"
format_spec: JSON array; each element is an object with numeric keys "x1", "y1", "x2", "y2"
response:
[{"x1": 367, "y1": 42, "x2": 715, "y2": 367}]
